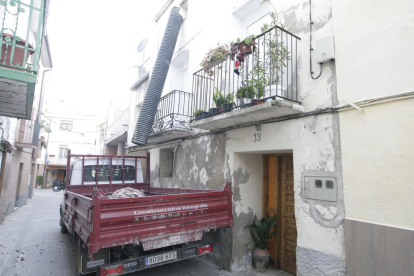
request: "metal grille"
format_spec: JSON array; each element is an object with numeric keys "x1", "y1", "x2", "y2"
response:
[
  {"x1": 192, "y1": 25, "x2": 300, "y2": 121},
  {"x1": 0, "y1": 0, "x2": 45, "y2": 73},
  {"x1": 151, "y1": 90, "x2": 192, "y2": 134}
]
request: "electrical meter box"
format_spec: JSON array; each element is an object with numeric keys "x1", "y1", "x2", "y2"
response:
[
  {"x1": 315, "y1": 35, "x2": 335, "y2": 64},
  {"x1": 304, "y1": 176, "x2": 337, "y2": 202}
]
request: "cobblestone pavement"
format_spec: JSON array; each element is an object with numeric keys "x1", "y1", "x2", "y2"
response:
[{"x1": 0, "y1": 189, "x2": 292, "y2": 276}]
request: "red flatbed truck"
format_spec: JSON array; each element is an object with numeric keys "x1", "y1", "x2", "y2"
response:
[{"x1": 55, "y1": 150, "x2": 233, "y2": 275}]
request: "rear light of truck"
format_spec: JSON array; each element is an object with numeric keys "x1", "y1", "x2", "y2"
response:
[
  {"x1": 100, "y1": 264, "x2": 124, "y2": 276},
  {"x1": 197, "y1": 244, "x2": 213, "y2": 255}
]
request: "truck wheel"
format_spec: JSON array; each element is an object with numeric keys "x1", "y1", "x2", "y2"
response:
[
  {"x1": 60, "y1": 218, "x2": 69, "y2": 233},
  {"x1": 76, "y1": 238, "x2": 96, "y2": 276}
]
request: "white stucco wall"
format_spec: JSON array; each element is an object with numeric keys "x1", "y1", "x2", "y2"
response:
[
  {"x1": 39, "y1": 112, "x2": 101, "y2": 165},
  {"x1": 333, "y1": 0, "x2": 414, "y2": 103},
  {"x1": 340, "y1": 99, "x2": 414, "y2": 230},
  {"x1": 333, "y1": 0, "x2": 414, "y2": 230}
]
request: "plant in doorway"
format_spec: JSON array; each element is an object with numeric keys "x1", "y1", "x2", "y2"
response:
[
  {"x1": 36, "y1": 175, "x2": 43, "y2": 188},
  {"x1": 247, "y1": 214, "x2": 278, "y2": 272}
]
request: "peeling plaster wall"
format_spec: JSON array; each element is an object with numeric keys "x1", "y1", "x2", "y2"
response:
[
  {"x1": 149, "y1": 133, "x2": 226, "y2": 190},
  {"x1": 147, "y1": 133, "x2": 229, "y2": 269},
  {"x1": 129, "y1": 0, "x2": 347, "y2": 273},
  {"x1": 224, "y1": 0, "x2": 345, "y2": 273},
  {"x1": 230, "y1": 153, "x2": 263, "y2": 270},
  {"x1": 226, "y1": 113, "x2": 345, "y2": 273}
]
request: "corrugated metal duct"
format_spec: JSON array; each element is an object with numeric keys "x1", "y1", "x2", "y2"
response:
[{"x1": 132, "y1": 7, "x2": 183, "y2": 146}]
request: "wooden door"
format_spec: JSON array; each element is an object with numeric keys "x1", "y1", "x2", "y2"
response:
[
  {"x1": 57, "y1": 170, "x2": 65, "y2": 183},
  {"x1": 280, "y1": 156, "x2": 296, "y2": 274},
  {"x1": 264, "y1": 155, "x2": 296, "y2": 275}
]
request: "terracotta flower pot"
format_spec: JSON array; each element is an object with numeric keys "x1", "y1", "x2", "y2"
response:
[
  {"x1": 252, "y1": 249, "x2": 270, "y2": 272},
  {"x1": 0, "y1": 33, "x2": 34, "y2": 69},
  {"x1": 252, "y1": 99, "x2": 265, "y2": 106},
  {"x1": 238, "y1": 41, "x2": 252, "y2": 56}
]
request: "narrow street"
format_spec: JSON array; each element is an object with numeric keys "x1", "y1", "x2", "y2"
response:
[{"x1": 0, "y1": 189, "x2": 291, "y2": 276}]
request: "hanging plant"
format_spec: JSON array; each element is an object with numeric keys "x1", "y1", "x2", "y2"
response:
[{"x1": 200, "y1": 43, "x2": 231, "y2": 76}]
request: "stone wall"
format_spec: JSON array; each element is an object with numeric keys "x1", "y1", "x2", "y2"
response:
[{"x1": 0, "y1": 148, "x2": 34, "y2": 219}]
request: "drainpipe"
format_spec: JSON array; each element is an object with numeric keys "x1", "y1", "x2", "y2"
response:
[{"x1": 41, "y1": 115, "x2": 51, "y2": 189}]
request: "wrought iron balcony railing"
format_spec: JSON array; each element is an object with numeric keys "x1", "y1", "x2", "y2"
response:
[
  {"x1": 192, "y1": 25, "x2": 300, "y2": 121},
  {"x1": 0, "y1": 0, "x2": 45, "y2": 74},
  {"x1": 151, "y1": 90, "x2": 192, "y2": 134}
]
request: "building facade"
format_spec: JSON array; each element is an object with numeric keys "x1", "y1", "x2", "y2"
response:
[
  {"x1": 105, "y1": 0, "x2": 414, "y2": 275},
  {"x1": 0, "y1": 0, "x2": 52, "y2": 222},
  {"x1": 38, "y1": 104, "x2": 105, "y2": 188}
]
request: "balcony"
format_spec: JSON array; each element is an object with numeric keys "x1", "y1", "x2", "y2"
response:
[
  {"x1": 189, "y1": 26, "x2": 304, "y2": 131},
  {"x1": 149, "y1": 90, "x2": 193, "y2": 143},
  {"x1": 0, "y1": 0, "x2": 47, "y2": 120},
  {"x1": 15, "y1": 120, "x2": 40, "y2": 149}
]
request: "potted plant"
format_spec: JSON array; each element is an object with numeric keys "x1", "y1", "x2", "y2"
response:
[
  {"x1": 0, "y1": 33, "x2": 34, "y2": 70},
  {"x1": 194, "y1": 109, "x2": 209, "y2": 120},
  {"x1": 211, "y1": 87, "x2": 226, "y2": 114},
  {"x1": 200, "y1": 43, "x2": 231, "y2": 76},
  {"x1": 248, "y1": 215, "x2": 278, "y2": 272},
  {"x1": 223, "y1": 92, "x2": 235, "y2": 111},
  {"x1": 258, "y1": 4, "x2": 290, "y2": 99},
  {"x1": 234, "y1": 35, "x2": 256, "y2": 56},
  {"x1": 250, "y1": 82, "x2": 265, "y2": 106},
  {"x1": 36, "y1": 175, "x2": 43, "y2": 188},
  {"x1": 236, "y1": 85, "x2": 255, "y2": 106}
]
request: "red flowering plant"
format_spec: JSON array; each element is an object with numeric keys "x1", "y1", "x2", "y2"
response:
[{"x1": 200, "y1": 43, "x2": 231, "y2": 76}]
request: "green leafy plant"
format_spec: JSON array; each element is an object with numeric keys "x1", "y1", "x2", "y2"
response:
[
  {"x1": 36, "y1": 175, "x2": 43, "y2": 186},
  {"x1": 194, "y1": 109, "x2": 207, "y2": 117},
  {"x1": 236, "y1": 85, "x2": 255, "y2": 99},
  {"x1": 259, "y1": 0, "x2": 290, "y2": 85},
  {"x1": 213, "y1": 88, "x2": 226, "y2": 107},
  {"x1": 200, "y1": 43, "x2": 231, "y2": 76},
  {"x1": 235, "y1": 34, "x2": 256, "y2": 46},
  {"x1": 248, "y1": 215, "x2": 278, "y2": 250},
  {"x1": 41, "y1": 141, "x2": 47, "y2": 149},
  {"x1": 225, "y1": 93, "x2": 236, "y2": 106},
  {"x1": 39, "y1": 120, "x2": 52, "y2": 133}
]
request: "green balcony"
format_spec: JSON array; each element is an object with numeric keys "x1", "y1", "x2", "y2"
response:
[{"x1": 0, "y1": 0, "x2": 46, "y2": 120}]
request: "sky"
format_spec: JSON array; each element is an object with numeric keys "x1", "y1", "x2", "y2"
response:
[{"x1": 44, "y1": 1, "x2": 165, "y2": 119}]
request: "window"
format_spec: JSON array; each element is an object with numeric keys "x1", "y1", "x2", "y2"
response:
[
  {"x1": 83, "y1": 165, "x2": 136, "y2": 183},
  {"x1": 159, "y1": 148, "x2": 174, "y2": 177},
  {"x1": 59, "y1": 146, "x2": 68, "y2": 159},
  {"x1": 60, "y1": 121, "x2": 73, "y2": 131}
]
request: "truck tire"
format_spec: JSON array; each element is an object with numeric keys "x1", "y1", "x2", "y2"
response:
[
  {"x1": 76, "y1": 238, "x2": 96, "y2": 276},
  {"x1": 60, "y1": 218, "x2": 69, "y2": 233}
]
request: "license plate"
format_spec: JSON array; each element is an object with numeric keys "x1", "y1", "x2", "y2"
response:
[{"x1": 145, "y1": 252, "x2": 177, "y2": 266}]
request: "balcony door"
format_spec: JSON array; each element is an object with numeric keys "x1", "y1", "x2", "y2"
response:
[{"x1": 263, "y1": 154, "x2": 297, "y2": 275}]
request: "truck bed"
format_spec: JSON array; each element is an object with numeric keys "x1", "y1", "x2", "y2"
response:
[{"x1": 62, "y1": 183, "x2": 233, "y2": 257}]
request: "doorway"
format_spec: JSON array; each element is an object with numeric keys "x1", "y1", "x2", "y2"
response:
[
  {"x1": 15, "y1": 163, "x2": 24, "y2": 207},
  {"x1": 57, "y1": 170, "x2": 65, "y2": 184},
  {"x1": 263, "y1": 154, "x2": 297, "y2": 275}
]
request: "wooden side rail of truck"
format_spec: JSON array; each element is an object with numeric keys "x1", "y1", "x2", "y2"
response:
[{"x1": 56, "y1": 150, "x2": 233, "y2": 276}]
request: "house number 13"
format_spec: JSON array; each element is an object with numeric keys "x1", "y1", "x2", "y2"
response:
[{"x1": 253, "y1": 133, "x2": 261, "y2": 142}]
